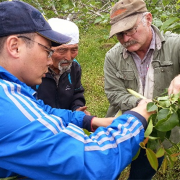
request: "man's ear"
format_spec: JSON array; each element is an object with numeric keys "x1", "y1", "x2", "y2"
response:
[
  {"x1": 146, "y1": 13, "x2": 152, "y2": 26},
  {"x1": 6, "y1": 36, "x2": 21, "y2": 58}
]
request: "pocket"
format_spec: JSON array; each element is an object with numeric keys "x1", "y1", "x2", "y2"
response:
[
  {"x1": 116, "y1": 70, "x2": 137, "y2": 88},
  {"x1": 153, "y1": 61, "x2": 174, "y2": 93}
]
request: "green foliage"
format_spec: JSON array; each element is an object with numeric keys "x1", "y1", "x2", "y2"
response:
[
  {"x1": 142, "y1": 92, "x2": 180, "y2": 172},
  {"x1": 1, "y1": 0, "x2": 178, "y2": 33}
]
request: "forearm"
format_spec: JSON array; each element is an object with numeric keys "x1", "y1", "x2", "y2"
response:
[{"x1": 91, "y1": 117, "x2": 115, "y2": 130}]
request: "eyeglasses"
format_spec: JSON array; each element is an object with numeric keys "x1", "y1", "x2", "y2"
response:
[
  {"x1": 116, "y1": 14, "x2": 145, "y2": 39},
  {"x1": 17, "y1": 35, "x2": 54, "y2": 58}
]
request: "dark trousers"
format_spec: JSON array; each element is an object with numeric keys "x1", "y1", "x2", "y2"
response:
[{"x1": 128, "y1": 148, "x2": 164, "y2": 180}]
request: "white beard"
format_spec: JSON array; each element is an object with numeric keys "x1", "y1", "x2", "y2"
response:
[{"x1": 58, "y1": 60, "x2": 73, "y2": 75}]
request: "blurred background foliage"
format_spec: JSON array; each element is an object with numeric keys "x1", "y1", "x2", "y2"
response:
[{"x1": 1, "y1": 0, "x2": 180, "y2": 34}]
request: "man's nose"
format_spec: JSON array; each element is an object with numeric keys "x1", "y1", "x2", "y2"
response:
[
  {"x1": 64, "y1": 50, "x2": 72, "y2": 61},
  {"x1": 123, "y1": 34, "x2": 131, "y2": 42},
  {"x1": 47, "y1": 57, "x2": 53, "y2": 66}
]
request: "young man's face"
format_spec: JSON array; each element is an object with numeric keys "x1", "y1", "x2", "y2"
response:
[
  {"x1": 51, "y1": 44, "x2": 78, "y2": 73},
  {"x1": 20, "y1": 34, "x2": 53, "y2": 86}
]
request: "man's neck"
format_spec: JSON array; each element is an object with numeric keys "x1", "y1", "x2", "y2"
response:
[{"x1": 49, "y1": 66, "x2": 60, "y2": 75}]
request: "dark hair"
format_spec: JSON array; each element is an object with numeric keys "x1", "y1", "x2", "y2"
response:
[
  {"x1": 0, "y1": 33, "x2": 36, "y2": 53},
  {"x1": 17, "y1": 33, "x2": 36, "y2": 48},
  {"x1": 0, "y1": 36, "x2": 8, "y2": 53}
]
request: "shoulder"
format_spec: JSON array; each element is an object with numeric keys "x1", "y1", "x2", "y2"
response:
[
  {"x1": 152, "y1": 25, "x2": 180, "y2": 48},
  {"x1": 73, "y1": 59, "x2": 80, "y2": 66},
  {"x1": 70, "y1": 59, "x2": 81, "y2": 73},
  {"x1": 164, "y1": 31, "x2": 180, "y2": 42},
  {"x1": 106, "y1": 42, "x2": 123, "y2": 57},
  {"x1": 105, "y1": 42, "x2": 124, "y2": 64}
]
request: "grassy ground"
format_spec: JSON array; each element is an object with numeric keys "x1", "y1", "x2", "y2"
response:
[
  {"x1": 78, "y1": 24, "x2": 117, "y2": 117},
  {"x1": 78, "y1": 25, "x2": 180, "y2": 180}
]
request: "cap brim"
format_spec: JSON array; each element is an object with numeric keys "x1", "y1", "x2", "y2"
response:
[
  {"x1": 109, "y1": 14, "x2": 138, "y2": 38},
  {"x1": 37, "y1": 29, "x2": 71, "y2": 47}
]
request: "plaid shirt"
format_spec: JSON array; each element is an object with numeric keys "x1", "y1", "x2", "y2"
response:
[{"x1": 130, "y1": 28, "x2": 155, "y2": 91}]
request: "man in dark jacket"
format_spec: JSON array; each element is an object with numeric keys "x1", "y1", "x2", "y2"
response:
[{"x1": 33, "y1": 18, "x2": 90, "y2": 115}]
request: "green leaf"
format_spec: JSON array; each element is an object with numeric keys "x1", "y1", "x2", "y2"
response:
[
  {"x1": 140, "y1": 142, "x2": 145, "y2": 148},
  {"x1": 162, "y1": 0, "x2": 171, "y2": 6},
  {"x1": 171, "y1": 92, "x2": 180, "y2": 103},
  {"x1": 94, "y1": 17, "x2": 102, "y2": 24},
  {"x1": 157, "y1": 131, "x2": 167, "y2": 141},
  {"x1": 158, "y1": 100, "x2": 171, "y2": 108},
  {"x1": 167, "y1": 154, "x2": 176, "y2": 168},
  {"x1": 132, "y1": 147, "x2": 141, "y2": 161},
  {"x1": 162, "y1": 157, "x2": 168, "y2": 173},
  {"x1": 152, "y1": 0, "x2": 159, "y2": 5},
  {"x1": 157, "y1": 108, "x2": 170, "y2": 121},
  {"x1": 161, "y1": 17, "x2": 179, "y2": 31},
  {"x1": 155, "y1": 112, "x2": 179, "y2": 132},
  {"x1": 170, "y1": 155, "x2": 178, "y2": 162},
  {"x1": 156, "y1": 147, "x2": 165, "y2": 158},
  {"x1": 145, "y1": 118, "x2": 153, "y2": 137},
  {"x1": 153, "y1": 18, "x2": 163, "y2": 28},
  {"x1": 83, "y1": 129, "x2": 91, "y2": 136},
  {"x1": 148, "y1": 136, "x2": 159, "y2": 140},
  {"x1": 147, "y1": 102, "x2": 158, "y2": 112},
  {"x1": 165, "y1": 148, "x2": 173, "y2": 155},
  {"x1": 157, "y1": 96, "x2": 169, "y2": 101},
  {"x1": 146, "y1": 148, "x2": 159, "y2": 171}
]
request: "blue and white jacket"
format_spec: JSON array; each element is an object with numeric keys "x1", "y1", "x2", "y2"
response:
[{"x1": 0, "y1": 66, "x2": 147, "y2": 179}]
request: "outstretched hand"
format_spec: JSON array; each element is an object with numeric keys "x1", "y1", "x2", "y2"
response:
[
  {"x1": 168, "y1": 74, "x2": 180, "y2": 96},
  {"x1": 76, "y1": 106, "x2": 91, "y2": 115}
]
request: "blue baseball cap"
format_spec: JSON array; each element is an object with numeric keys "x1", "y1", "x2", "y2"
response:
[{"x1": 0, "y1": 0, "x2": 71, "y2": 46}]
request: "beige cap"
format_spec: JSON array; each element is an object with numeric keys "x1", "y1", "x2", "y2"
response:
[{"x1": 109, "y1": 0, "x2": 147, "y2": 38}]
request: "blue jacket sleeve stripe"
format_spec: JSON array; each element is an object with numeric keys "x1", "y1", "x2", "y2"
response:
[
  {"x1": 11, "y1": 82, "x2": 65, "y2": 133},
  {"x1": 0, "y1": 81, "x2": 35, "y2": 121},
  {"x1": 65, "y1": 123, "x2": 85, "y2": 136},
  {"x1": 61, "y1": 116, "x2": 143, "y2": 152},
  {"x1": 1, "y1": 81, "x2": 65, "y2": 134}
]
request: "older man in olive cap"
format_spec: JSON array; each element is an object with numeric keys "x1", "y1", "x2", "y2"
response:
[{"x1": 104, "y1": 0, "x2": 180, "y2": 179}]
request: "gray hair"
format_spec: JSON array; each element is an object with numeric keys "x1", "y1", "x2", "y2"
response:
[{"x1": 140, "y1": 12, "x2": 150, "y2": 26}]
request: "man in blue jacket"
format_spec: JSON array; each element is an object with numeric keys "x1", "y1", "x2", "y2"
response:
[
  {"x1": 33, "y1": 18, "x2": 90, "y2": 114},
  {"x1": 0, "y1": 1, "x2": 152, "y2": 179}
]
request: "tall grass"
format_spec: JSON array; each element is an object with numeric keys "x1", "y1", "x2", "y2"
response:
[{"x1": 78, "y1": 25, "x2": 180, "y2": 180}]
